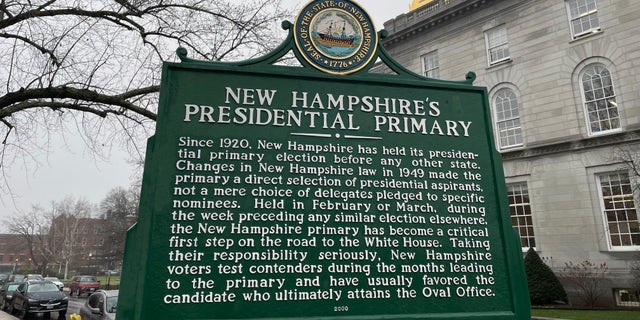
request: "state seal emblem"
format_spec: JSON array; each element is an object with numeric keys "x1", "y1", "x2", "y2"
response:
[{"x1": 294, "y1": 0, "x2": 378, "y2": 75}]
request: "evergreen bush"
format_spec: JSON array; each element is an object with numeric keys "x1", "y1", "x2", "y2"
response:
[{"x1": 524, "y1": 247, "x2": 568, "y2": 305}]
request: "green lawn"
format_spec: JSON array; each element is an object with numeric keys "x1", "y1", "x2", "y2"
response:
[
  {"x1": 96, "y1": 275, "x2": 120, "y2": 287},
  {"x1": 532, "y1": 308, "x2": 640, "y2": 320}
]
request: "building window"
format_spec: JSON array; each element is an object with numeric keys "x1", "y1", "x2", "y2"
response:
[
  {"x1": 507, "y1": 183, "x2": 535, "y2": 248},
  {"x1": 566, "y1": 0, "x2": 601, "y2": 39},
  {"x1": 598, "y1": 172, "x2": 640, "y2": 248},
  {"x1": 615, "y1": 289, "x2": 640, "y2": 307},
  {"x1": 580, "y1": 64, "x2": 620, "y2": 134},
  {"x1": 421, "y1": 50, "x2": 440, "y2": 79},
  {"x1": 485, "y1": 25, "x2": 510, "y2": 65},
  {"x1": 494, "y1": 88, "x2": 523, "y2": 149}
]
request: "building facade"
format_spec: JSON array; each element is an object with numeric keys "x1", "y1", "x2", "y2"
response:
[
  {"x1": 0, "y1": 234, "x2": 33, "y2": 273},
  {"x1": 381, "y1": 0, "x2": 640, "y2": 308},
  {"x1": 49, "y1": 215, "x2": 133, "y2": 276},
  {"x1": 0, "y1": 215, "x2": 133, "y2": 277}
]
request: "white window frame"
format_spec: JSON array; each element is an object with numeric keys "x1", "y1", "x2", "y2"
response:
[
  {"x1": 507, "y1": 182, "x2": 535, "y2": 250},
  {"x1": 421, "y1": 50, "x2": 440, "y2": 79},
  {"x1": 565, "y1": 0, "x2": 601, "y2": 39},
  {"x1": 596, "y1": 171, "x2": 640, "y2": 251},
  {"x1": 493, "y1": 87, "x2": 523, "y2": 150},
  {"x1": 615, "y1": 289, "x2": 640, "y2": 307},
  {"x1": 579, "y1": 63, "x2": 621, "y2": 135},
  {"x1": 484, "y1": 25, "x2": 510, "y2": 66}
]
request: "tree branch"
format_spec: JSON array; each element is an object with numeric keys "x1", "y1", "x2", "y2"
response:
[
  {"x1": 0, "y1": 86, "x2": 159, "y2": 121},
  {"x1": 0, "y1": 32, "x2": 60, "y2": 65},
  {"x1": 0, "y1": 7, "x2": 146, "y2": 31}
]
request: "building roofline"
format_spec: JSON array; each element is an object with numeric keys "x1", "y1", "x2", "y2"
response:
[{"x1": 382, "y1": 0, "x2": 491, "y2": 46}]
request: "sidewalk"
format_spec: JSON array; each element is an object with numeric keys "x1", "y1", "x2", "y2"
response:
[{"x1": 0, "y1": 311, "x2": 17, "y2": 320}]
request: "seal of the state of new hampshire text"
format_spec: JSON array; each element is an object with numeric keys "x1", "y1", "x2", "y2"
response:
[{"x1": 294, "y1": 0, "x2": 378, "y2": 75}]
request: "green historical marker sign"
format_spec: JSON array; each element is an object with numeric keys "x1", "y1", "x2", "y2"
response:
[{"x1": 117, "y1": 1, "x2": 530, "y2": 319}]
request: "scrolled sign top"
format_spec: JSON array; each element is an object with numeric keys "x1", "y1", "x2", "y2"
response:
[{"x1": 294, "y1": 0, "x2": 378, "y2": 75}]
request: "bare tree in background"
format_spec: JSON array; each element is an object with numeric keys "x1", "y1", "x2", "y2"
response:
[
  {"x1": 49, "y1": 197, "x2": 91, "y2": 279},
  {"x1": 99, "y1": 186, "x2": 138, "y2": 272},
  {"x1": 0, "y1": 0, "x2": 293, "y2": 196},
  {"x1": 4, "y1": 197, "x2": 91, "y2": 276},
  {"x1": 6, "y1": 204, "x2": 56, "y2": 274}
]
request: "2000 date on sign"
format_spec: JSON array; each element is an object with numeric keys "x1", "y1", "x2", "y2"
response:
[{"x1": 334, "y1": 306, "x2": 349, "y2": 312}]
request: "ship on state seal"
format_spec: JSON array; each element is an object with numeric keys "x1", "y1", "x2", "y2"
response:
[
  {"x1": 307, "y1": 8, "x2": 364, "y2": 61},
  {"x1": 316, "y1": 20, "x2": 355, "y2": 48}
]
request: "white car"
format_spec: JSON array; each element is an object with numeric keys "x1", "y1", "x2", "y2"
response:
[
  {"x1": 80, "y1": 290, "x2": 118, "y2": 320},
  {"x1": 44, "y1": 277, "x2": 64, "y2": 291}
]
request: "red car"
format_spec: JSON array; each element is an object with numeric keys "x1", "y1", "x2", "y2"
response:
[{"x1": 69, "y1": 276, "x2": 101, "y2": 297}]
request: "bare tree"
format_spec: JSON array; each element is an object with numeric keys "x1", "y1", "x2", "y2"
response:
[
  {"x1": 99, "y1": 186, "x2": 138, "y2": 272},
  {"x1": 0, "y1": 0, "x2": 293, "y2": 196},
  {"x1": 560, "y1": 260, "x2": 610, "y2": 308},
  {"x1": 5, "y1": 204, "x2": 55, "y2": 273},
  {"x1": 49, "y1": 196, "x2": 92, "y2": 279},
  {"x1": 614, "y1": 145, "x2": 640, "y2": 192}
]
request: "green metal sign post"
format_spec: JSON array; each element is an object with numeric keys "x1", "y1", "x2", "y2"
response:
[{"x1": 117, "y1": 1, "x2": 531, "y2": 319}]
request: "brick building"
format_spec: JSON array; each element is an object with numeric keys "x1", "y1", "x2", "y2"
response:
[
  {"x1": 0, "y1": 234, "x2": 34, "y2": 273},
  {"x1": 0, "y1": 214, "x2": 134, "y2": 277},
  {"x1": 49, "y1": 215, "x2": 134, "y2": 276}
]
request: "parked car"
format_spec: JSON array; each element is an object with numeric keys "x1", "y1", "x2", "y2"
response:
[
  {"x1": 44, "y1": 277, "x2": 64, "y2": 291},
  {"x1": 6, "y1": 274, "x2": 43, "y2": 283},
  {"x1": 0, "y1": 281, "x2": 20, "y2": 310},
  {"x1": 6, "y1": 274, "x2": 25, "y2": 283},
  {"x1": 26, "y1": 274, "x2": 44, "y2": 281},
  {"x1": 9, "y1": 280, "x2": 68, "y2": 319},
  {"x1": 79, "y1": 290, "x2": 118, "y2": 320},
  {"x1": 69, "y1": 275, "x2": 101, "y2": 297},
  {"x1": 0, "y1": 273, "x2": 8, "y2": 285}
]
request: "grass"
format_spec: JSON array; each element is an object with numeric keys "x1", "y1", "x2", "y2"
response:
[
  {"x1": 96, "y1": 275, "x2": 120, "y2": 287},
  {"x1": 61, "y1": 275, "x2": 120, "y2": 286},
  {"x1": 532, "y1": 308, "x2": 640, "y2": 320}
]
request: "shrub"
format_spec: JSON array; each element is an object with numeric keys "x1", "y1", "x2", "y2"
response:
[
  {"x1": 524, "y1": 247, "x2": 568, "y2": 305},
  {"x1": 631, "y1": 253, "x2": 640, "y2": 291},
  {"x1": 560, "y1": 260, "x2": 609, "y2": 308}
]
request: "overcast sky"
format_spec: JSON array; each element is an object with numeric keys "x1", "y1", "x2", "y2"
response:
[{"x1": 0, "y1": 0, "x2": 414, "y2": 232}]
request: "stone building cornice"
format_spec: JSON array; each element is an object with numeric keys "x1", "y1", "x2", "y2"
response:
[
  {"x1": 382, "y1": 0, "x2": 491, "y2": 46},
  {"x1": 501, "y1": 129, "x2": 640, "y2": 161}
]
